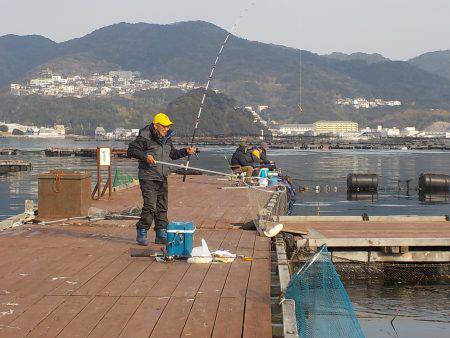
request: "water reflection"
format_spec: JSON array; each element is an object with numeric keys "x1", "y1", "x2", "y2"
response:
[
  {"x1": 347, "y1": 191, "x2": 379, "y2": 202},
  {"x1": 347, "y1": 282, "x2": 450, "y2": 338},
  {"x1": 419, "y1": 192, "x2": 449, "y2": 204}
]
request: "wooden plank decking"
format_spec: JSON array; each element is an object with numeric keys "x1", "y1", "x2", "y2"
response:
[
  {"x1": 282, "y1": 216, "x2": 450, "y2": 263},
  {"x1": 0, "y1": 175, "x2": 273, "y2": 337},
  {"x1": 283, "y1": 219, "x2": 450, "y2": 245}
]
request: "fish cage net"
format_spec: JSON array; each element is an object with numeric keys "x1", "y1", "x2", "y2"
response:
[
  {"x1": 333, "y1": 260, "x2": 450, "y2": 284},
  {"x1": 289, "y1": 245, "x2": 450, "y2": 285},
  {"x1": 285, "y1": 245, "x2": 365, "y2": 338}
]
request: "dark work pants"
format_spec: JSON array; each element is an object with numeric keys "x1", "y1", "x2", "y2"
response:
[{"x1": 137, "y1": 178, "x2": 168, "y2": 231}]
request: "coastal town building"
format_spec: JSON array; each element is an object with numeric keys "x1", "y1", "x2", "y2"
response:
[
  {"x1": 314, "y1": 121, "x2": 359, "y2": 134},
  {"x1": 95, "y1": 127, "x2": 106, "y2": 138},
  {"x1": 402, "y1": 127, "x2": 419, "y2": 137},
  {"x1": 277, "y1": 124, "x2": 314, "y2": 135},
  {"x1": 387, "y1": 127, "x2": 400, "y2": 137}
]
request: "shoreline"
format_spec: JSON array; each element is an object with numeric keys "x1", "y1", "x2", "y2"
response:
[{"x1": 1, "y1": 134, "x2": 449, "y2": 151}]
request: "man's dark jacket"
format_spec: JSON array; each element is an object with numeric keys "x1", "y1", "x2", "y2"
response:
[
  {"x1": 127, "y1": 124, "x2": 188, "y2": 180},
  {"x1": 230, "y1": 146, "x2": 258, "y2": 168},
  {"x1": 259, "y1": 148, "x2": 271, "y2": 165}
]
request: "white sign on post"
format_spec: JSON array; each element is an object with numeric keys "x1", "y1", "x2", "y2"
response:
[{"x1": 99, "y1": 147, "x2": 111, "y2": 166}]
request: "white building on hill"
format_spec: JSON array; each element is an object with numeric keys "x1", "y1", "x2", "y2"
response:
[{"x1": 278, "y1": 124, "x2": 314, "y2": 135}]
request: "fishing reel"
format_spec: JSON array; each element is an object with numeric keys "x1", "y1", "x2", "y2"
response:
[{"x1": 192, "y1": 147, "x2": 201, "y2": 159}]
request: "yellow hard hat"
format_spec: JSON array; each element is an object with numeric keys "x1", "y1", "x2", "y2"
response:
[
  {"x1": 252, "y1": 149, "x2": 260, "y2": 158},
  {"x1": 153, "y1": 113, "x2": 173, "y2": 127}
]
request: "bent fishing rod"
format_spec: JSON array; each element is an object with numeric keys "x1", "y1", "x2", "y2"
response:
[{"x1": 182, "y1": 2, "x2": 255, "y2": 182}]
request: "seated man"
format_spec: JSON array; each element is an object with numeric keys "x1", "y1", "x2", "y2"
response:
[
  {"x1": 230, "y1": 143, "x2": 260, "y2": 181},
  {"x1": 259, "y1": 142, "x2": 276, "y2": 170}
]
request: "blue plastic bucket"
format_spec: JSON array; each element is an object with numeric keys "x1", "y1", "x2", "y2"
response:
[
  {"x1": 260, "y1": 168, "x2": 269, "y2": 178},
  {"x1": 269, "y1": 177, "x2": 280, "y2": 186}
]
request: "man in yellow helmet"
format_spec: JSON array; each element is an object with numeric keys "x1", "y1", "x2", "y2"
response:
[{"x1": 127, "y1": 113, "x2": 196, "y2": 245}]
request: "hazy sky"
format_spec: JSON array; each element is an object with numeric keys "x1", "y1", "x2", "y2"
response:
[{"x1": 1, "y1": 0, "x2": 449, "y2": 60}]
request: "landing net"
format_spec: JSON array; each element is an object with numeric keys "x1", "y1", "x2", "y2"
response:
[
  {"x1": 112, "y1": 168, "x2": 137, "y2": 188},
  {"x1": 285, "y1": 245, "x2": 365, "y2": 338}
]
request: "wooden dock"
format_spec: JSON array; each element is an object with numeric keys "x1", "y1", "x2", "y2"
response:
[
  {"x1": 0, "y1": 160, "x2": 32, "y2": 174},
  {"x1": 0, "y1": 175, "x2": 274, "y2": 337},
  {"x1": 0, "y1": 148, "x2": 19, "y2": 156},
  {"x1": 280, "y1": 216, "x2": 450, "y2": 262},
  {"x1": 44, "y1": 148, "x2": 128, "y2": 158}
]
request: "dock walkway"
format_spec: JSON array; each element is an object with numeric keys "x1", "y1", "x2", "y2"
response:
[
  {"x1": 0, "y1": 175, "x2": 273, "y2": 337},
  {"x1": 281, "y1": 216, "x2": 450, "y2": 262}
]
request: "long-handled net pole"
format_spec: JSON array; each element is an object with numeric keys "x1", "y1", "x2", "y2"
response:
[
  {"x1": 182, "y1": 2, "x2": 255, "y2": 182},
  {"x1": 156, "y1": 160, "x2": 233, "y2": 177}
]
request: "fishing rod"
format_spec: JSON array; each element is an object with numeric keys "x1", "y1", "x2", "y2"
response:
[{"x1": 182, "y1": 2, "x2": 255, "y2": 182}]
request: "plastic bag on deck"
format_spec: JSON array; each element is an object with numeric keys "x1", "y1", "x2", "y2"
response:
[{"x1": 187, "y1": 238, "x2": 213, "y2": 264}]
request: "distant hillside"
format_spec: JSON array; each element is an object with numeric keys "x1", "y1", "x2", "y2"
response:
[
  {"x1": 424, "y1": 121, "x2": 450, "y2": 132},
  {"x1": 0, "y1": 88, "x2": 264, "y2": 136},
  {"x1": 0, "y1": 35, "x2": 58, "y2": 87},
  {"x1": 165, "y1": 88, "x2": 265, "y2": 136},
  {"x1": 30, "y1": 52, "x2": 119, "y2": 77},
  {"x1": 323, "y1": 52, "x2": 389, "y2": 64},
  {"x1": 362, "y1": 108, "x2": 450, "y2": 130},
  {"x1": 1, "y1": 21, "x2": 450, "y2": 128},
  {"x1": 409, "y1": 50, "x2": 450, "y2": 81},
  {"x1": 323, "y1": 60, "x2": 450, "y2": 107},
  {"x1": 0, "y1": 89, "x2": 183, "y2": 134}
]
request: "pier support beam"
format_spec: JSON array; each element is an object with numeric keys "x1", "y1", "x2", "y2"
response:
[{"x1": 274, "y1": 237, "x2": 299, "y2": 338}]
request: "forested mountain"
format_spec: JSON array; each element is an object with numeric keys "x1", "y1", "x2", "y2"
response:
[
  {"x1": 0, "y1": 88, "x2": 264, "y2": 136},
  {"x1": 409, "y1": 50, "x2": 450, "y2": 81},
  {"x1": 1, "y1": 21, "x2": 450, "y2": 130},
  {"x1": 165, "y1": 88, "x2": 265, "y2": 136}
]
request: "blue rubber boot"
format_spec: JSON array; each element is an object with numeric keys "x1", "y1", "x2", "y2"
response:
[
  {"x1": 155, "y1": 229, "x2": 167, "y2": 245},
  {"x1": 136, "y1": 228, "x2": 149, "y2": 246}
]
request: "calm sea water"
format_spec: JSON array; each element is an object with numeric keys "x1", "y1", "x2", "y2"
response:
[
  {"x1": 1, "y1": 138, "x2": 449, "y2": 337},
  {"x1": 1, "y1": 138, "x2": 449, "y2": 219}
]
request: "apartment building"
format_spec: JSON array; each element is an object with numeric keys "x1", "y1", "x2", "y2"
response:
[{"x1": 314, "y1": 121, "x2": 358, "y2": 134}]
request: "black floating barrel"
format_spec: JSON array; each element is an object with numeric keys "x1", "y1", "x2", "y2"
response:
[
  {"x1": 347, "y1": 173, "x2": 378, "y2": 192},
  {"x1": 418, "y1": 173, "x2": 450, "y2": 192}
]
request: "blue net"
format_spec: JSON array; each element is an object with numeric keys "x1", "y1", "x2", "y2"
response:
[{"x1": 285, "y1": 245, "x2": 365, "y2": 338}]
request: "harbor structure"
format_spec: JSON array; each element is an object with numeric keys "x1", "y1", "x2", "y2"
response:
[
  {"x1": 0, "y1": 152, "x2": 449, "y2": 336},
  {"x1": 1, "y1": 172, "x2": 449, "y2": 336}
]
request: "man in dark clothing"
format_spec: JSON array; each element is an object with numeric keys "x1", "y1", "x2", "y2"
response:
[
  {"x1": 230, "y1": 144, "x2": 259, "y2": 181},
  {"x1": 259, "y1": 142, "x2": 270, "y2": 165},
  {"x1": 127, "y1": 113, "x2": 195, "y2": 245},
  {"x1": 259, "y1": 142, "x2": 276, "y2": 170}
]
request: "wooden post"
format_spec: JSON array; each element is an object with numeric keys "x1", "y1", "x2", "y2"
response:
[
  {"x1": 97, "y1": 147, "x2": 101, "y2": 200},
  {"x1": 108, "y1": 164, "x2": 112, "y2": 198},
  {"x1": 95, "y1": 147, "x2": 112, "y2": 200}
]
